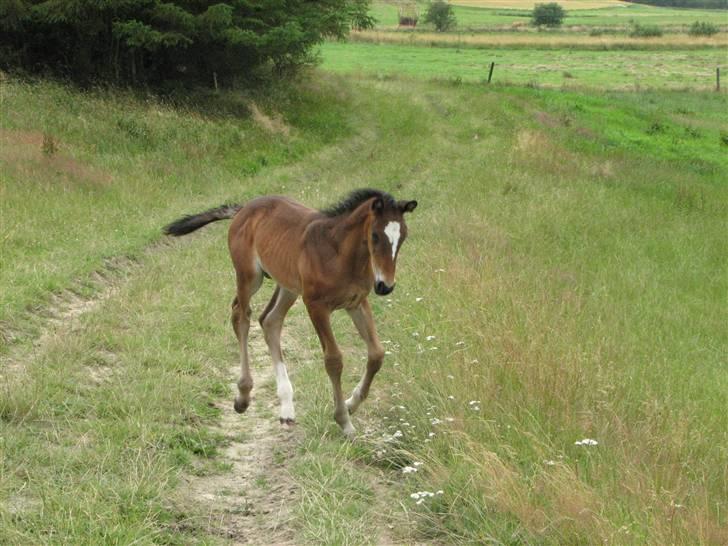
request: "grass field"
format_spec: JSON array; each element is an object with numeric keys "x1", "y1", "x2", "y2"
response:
[
  {"x1": 319, "y1": 41, "x2": 726, "y2": 89},
  {"x1": 369, "y1": 1, "x2": 728, "y2": 29},
  {"x1": 1, "y1": 70, "x2": 726, "y2": 544}
]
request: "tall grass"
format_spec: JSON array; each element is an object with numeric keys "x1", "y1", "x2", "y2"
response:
[{"x1": 283, "y1": 78, "x2": 727, "y2": 544}]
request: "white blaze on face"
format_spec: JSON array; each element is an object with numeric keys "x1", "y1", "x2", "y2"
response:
[{"x1": 384, "y1": 221, "x2": 401, "y2": 261}]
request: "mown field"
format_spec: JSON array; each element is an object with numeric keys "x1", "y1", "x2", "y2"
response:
[
  {"x1": 369, "y1": 0, "x2": 728, "y2": 29},
  {"x1": 320, "y1": 42, "x2": 726, "y2": 88},
  {"x1": 330, "y1": 0, "x2": 728, "y2": 90},
  {"x1": 1, "y1": 68, "x2": 726, "y2": 545}
]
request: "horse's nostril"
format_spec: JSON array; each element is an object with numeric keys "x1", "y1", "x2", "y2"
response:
[{"x1": 375, "y1": 281, "x2": 394, "y2": 296}]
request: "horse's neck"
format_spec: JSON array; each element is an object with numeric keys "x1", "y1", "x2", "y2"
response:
[{"x1": 330, "y1": 209, "x2": 372, "y2": 277}]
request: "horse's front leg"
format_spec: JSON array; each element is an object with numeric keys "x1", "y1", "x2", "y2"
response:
[
  {"x1": 305, "y1": 301, "x2": 356, "y2": 439},
  {"x1": 345, "y1": 298, "x2": 385, "y2": 415}
]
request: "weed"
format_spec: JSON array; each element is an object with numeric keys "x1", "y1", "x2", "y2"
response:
[
  {"x1": 41, "y1": 132, "x2": 57, "y2": 156},
  {"x1": 630, "y1": 23, "x2": 663, "y2": 38}
]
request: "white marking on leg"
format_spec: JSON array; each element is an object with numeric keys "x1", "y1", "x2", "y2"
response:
[
  {"x1": 384, "y1": 221, "x2": 401, "y2": 260},
  {"x1": 345, "y1": 381, "x2": 364, "y2": 414},
  {"x1": 274, "y1": 361, "x2": 295, "y2": 421}
]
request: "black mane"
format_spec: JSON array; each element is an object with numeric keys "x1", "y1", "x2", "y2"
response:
[{"x1": 320, "y1": 188, "x2": 396, "y2": 217}]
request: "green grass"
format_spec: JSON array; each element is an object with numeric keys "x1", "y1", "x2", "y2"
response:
[
  {"x1": 1, "y1": 72, "x2": 727, "y2": 544},
  {"x1": 319, "y1": 41, "x2": 727, "y2": 89}
]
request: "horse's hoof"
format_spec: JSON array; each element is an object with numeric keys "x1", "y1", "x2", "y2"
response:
[
  {"x1": 279, "y1": 417, "x2": 296, "y2": 426},
  {"x1": 342, "y1": 425, "x2": 356, "y2": 441},
  {"x1": 234, "y1": 397, "x2": 249, "y2": 414}
]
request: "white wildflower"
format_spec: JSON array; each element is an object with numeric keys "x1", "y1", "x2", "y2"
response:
[
  {"x1": 426, "y1": 335, "x2": 436, "y2": 341},
  {"x1": 415, "y1": 297, "x2": 423, "y2": 302},
  {"x1": 402, "y1": 466, "x2": 418, "y2": 474},
  {"x1": 574, "y1": 438, "x2": 598, "y2": 446},
  {"x1": 448, "y1": 395, "x2": 455, "y2": 400}
]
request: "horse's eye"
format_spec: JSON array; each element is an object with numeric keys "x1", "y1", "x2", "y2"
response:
[{"x1": 372, "y1": 233, "x2": 380, "y2": 244}]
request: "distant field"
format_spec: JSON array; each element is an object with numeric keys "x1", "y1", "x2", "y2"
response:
[
  {"x1": 451, "y1": 0, "x2": 623, "y2": 7},
  {"x1": 370, "y1": 1, "x2": 728, "y2": 29},
  {"x1": 319, "y1": 41, "x2": 726, "y2": 89}
]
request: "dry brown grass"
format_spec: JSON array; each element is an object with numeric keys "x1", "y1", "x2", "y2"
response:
[
  {"x1": 350, "y1": 30, "x2": 728, "y2": 49},
  {"x1": 0, "y1": 129, "x2": 112, "y2": 186},
  {"x1": 248, "y1": 102, "x2": 291, "y2": 137},
  {"x1": 450, "y1": 0, "x2": 623, "y2": 8}
]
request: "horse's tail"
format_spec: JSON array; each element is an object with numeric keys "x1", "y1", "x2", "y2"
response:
[{"x1": 163, "y1": 203, "x2": 241, "y2": 236}]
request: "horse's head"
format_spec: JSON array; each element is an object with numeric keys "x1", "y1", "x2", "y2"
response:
[{"x1": 368, "y1": 197, "x2": 417, "y2": 295}]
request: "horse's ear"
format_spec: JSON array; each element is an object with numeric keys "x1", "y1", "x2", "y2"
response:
[
  {"x1": 399, "y1": 200, "x2": 418, "y2": 213},
  {"x1": 372, "y1": 197, "x2": 384, "y2": 214}
]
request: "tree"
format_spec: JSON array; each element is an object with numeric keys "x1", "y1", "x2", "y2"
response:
[
  {"x1": 424, "y1": 0, "x2": 456, "y2": 32},
  {"x1": 532, "y1": 3, "x2": 566, "y2": 27},
  {"x1": 0, "y1": 0, "x2": 372, "y2": 86}
]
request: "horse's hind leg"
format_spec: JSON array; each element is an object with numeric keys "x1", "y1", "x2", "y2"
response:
[
  {"x1": 345, "y1": 298, "x2": 385, "y2": 415},
  {"x1": 232, "y1": 268, "x2": 263, "y2": 414},
  {"x1": 259, "y1": 286, "x2": 298, "y2": 425}
]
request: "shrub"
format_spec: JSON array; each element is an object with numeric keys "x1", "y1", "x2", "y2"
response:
[
  {"x1": 424, "y1": 0, "x2": 457, "y2": 32},
  {"x1": 532, "y1": 3, "x2": 566, "y2": 27},
  {"x1": 688, "y1": 21, "x2": 720, "y2": 36},
  {"x1": 630, "y1": 23, "x2": 663, "y2": 37}
]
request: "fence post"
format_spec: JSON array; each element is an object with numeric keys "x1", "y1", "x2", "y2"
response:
[
  {"x1": 717, "y1": 67, "x2": 721, "y2": 92},
  {"x1": 487, "y1": 62, "x2": 495, "y2": 84}
]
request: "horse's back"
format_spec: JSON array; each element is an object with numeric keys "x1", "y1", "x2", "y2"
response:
[{"x1": 228, "y1": 195, "x2": 319, "y2": 293}]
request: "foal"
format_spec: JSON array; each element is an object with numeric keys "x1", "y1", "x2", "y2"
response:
[{"x1": 164, "y1": 189, "x2": 417, "y2": 438}]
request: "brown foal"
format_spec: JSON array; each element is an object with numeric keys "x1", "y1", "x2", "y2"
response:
[{"x1": 164, "y1": 189, "x2": 417, "y2": 438}]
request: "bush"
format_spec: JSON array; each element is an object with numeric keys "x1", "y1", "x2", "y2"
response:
[
  {"x1": 688, "y1": 21, "x2": 720, "y2": 36},
  {"x1": 532, "y1": 3, "x2": 566, "y2": 27},
  {"x1": 0, "y1": 0, "x2": 372, "y2": 87},
  {"x1": 630, "y1": 23, "x2": 663, "y2": 37},
  {"x1": 424, "y1": 0, "x2": 457, "y2": 32}
]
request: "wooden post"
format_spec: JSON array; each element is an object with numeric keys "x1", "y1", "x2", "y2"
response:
[
  {"x1": 717, "y1": 67, "x2": 721, "y2": 92},
  {"x1": 213, "y1": 71, "x2": 219, "y2": 92},
  {"x1": 487, "y1": 62, "x2": 495, "y2": 84}
]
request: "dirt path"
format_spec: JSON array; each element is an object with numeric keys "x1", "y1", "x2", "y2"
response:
[{"x1": 183, "y1": 321, "x2": 301, "y2": 545}]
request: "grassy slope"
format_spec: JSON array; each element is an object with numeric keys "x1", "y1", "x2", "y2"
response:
[
  {"x1": 0, "y1": 78, "x2": 351, "y2": 335},
  {"x1": 1, "y1": 74, "x2": 727, "y2": 544}
]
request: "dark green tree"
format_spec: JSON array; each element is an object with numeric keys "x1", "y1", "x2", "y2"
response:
[
  {"x1": 0, "y1": 0, "x2": 372, "y2": 86},
  {"x1": 532, "y1": 3, "x2": 566, "y2": 27},
  {"x1": 424, "y1": 0, "x2": 456, "y2": 32}
]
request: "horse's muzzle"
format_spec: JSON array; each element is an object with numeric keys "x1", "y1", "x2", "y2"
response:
[{"x1": 374, "y1": 281, "x2": 394, "y2": 296}]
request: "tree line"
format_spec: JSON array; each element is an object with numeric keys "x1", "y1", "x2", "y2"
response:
[{"x1": 0, "y1": 0, "x2": 372, "y2": 87}]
